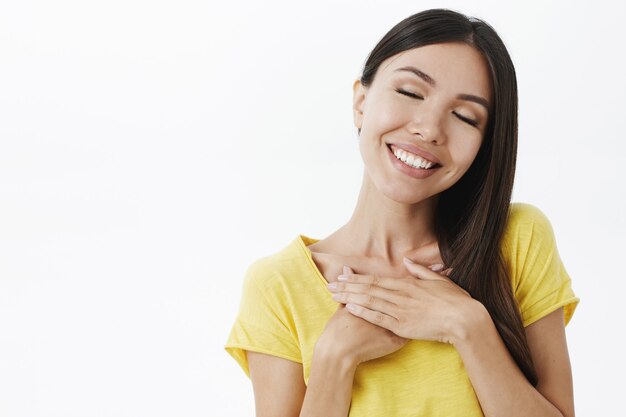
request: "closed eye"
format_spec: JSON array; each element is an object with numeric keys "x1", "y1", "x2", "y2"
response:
[
  {"x1": 395, "y1": 88, "x2": 424, "y2": 100},
  {"x1": 396, "y1": 87, "x2": 479, "y2": 128},
  {"x1": 452, "y1": 111, "x2": 479, "y2": 127}
]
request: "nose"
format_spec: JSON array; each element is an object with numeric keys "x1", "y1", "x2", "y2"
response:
[{"x1": 409, "y1": 107, "x2": 445, "y2": 145}]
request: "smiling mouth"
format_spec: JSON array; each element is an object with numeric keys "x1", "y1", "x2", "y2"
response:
[{"x1": 387, "y1": 144, "x2": 441, "y2": 170}]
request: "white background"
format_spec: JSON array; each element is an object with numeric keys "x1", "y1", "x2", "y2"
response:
[{"x1": 1, "y1": 0, "x2": 624, "y2": 415}]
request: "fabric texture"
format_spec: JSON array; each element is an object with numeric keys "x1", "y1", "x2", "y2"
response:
[{"x1": 224, "y1": 202, "x2": 579, "y2": 416}]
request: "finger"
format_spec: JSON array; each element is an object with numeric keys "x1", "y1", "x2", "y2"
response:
[
  {"x1": 337, "y1": 272, "x2": 407, "y2": 290},
  {"x1": 342, "y1": 265, "x2": 354, "y2": 275},
  {"x1": 429, "y1": 264, "x2": 453, "y2": 277},
  {"x1": 332, "y1": 292, "x2": 399, "y2": 317},
  {"x1": 345, "y1": 303, "x2": 399, "y2": 333},
  {"x1": 403, "y1": 257, "x2": 452, "y2": 282},
  {"x1": 428, "y1": 263, "x2": 445, "y2": 272},
  {"x1": 328, "y1": 282, "x2": 403, "y2": 304}
]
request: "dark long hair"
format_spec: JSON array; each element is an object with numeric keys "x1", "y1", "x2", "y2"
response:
[{"x1": 358, "y1": 9, "x2": 537, "y2": 386}]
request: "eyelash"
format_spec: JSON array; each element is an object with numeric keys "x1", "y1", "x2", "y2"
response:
[
  {"x1": 452, "y1": 111, "x2": 479, "y2": 127},
  {"x1": 394, "y1": 88, "x2": 479, "y2": 128},
  {"x1": 395, "y1": 88, "x2": 423, "y2": 100}
]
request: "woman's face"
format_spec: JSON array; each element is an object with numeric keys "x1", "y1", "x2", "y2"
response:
[{"x1": 353, "y1": 42, "x2": 492, "y2": 204}]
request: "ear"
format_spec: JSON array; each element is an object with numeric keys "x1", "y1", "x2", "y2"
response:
[{"x1": 352, "y1": 79, "x2": 366, "y2": 130}]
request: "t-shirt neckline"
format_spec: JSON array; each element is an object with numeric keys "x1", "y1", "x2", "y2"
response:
[{"x1": 295, "y1": 234, "x2": 331, "y2": 286}]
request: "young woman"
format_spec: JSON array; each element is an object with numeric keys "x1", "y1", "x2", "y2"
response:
[{"x1": 225, "y1": 9, "x2": 579, "y2": 417}]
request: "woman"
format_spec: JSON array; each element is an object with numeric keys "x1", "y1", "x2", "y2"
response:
[{"x1": 225, "y1": 8, "x2": 579, "y2": 417}]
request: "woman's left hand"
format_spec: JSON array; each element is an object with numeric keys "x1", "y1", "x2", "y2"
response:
[{"x1": 327, "y1": 257, "x2": 480, "y2": 345}]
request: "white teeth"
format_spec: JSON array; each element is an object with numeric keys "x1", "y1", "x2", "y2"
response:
[{"x1": 392, "y1": 147, "x2": 436, "y2": 170}]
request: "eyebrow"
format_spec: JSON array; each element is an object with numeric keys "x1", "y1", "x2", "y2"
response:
[
  {"x1": 394, "y1": 65, "x2": 490, "y2": 111},
  {"x1": 395, "y1": 66, "x2": 436, "y2": 86}
]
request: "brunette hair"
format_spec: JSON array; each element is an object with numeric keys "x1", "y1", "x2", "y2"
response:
[{"x1": 358, "y1": 9, "x2": 537, "y2": 385}]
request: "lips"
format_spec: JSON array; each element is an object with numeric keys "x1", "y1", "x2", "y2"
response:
[
  {"x1": 386, "y1": 142, "x2": 441, "y2": 166},
  {"x1": 386, "y1": 143, "x2": 441, "y2": 179}
]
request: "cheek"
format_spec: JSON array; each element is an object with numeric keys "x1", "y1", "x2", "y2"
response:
[
  {"x1": 363, "y1": 97, "x2": 410, "y2": 134},
  {"x1": 449, "y1": 134, "x2": 483, "y2": 170}
]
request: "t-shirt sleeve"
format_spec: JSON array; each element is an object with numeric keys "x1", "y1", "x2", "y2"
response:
[
  {"x1": 503, "y1": 203, "x2": 580, "y2": 327},
  {"x1": 224, "y1": 259, "x2": 302, "y2": 377}
]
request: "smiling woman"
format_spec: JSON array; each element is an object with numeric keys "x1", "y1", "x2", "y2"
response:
[
  {"x1": 224, "y1": 8, "x2": 579, "y2": 417},
  {"x1": 356, "y1": 42, "x2": 489, "y2": 199}
]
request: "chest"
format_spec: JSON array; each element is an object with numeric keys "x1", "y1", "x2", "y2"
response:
[{"x1": 309, "y1": 250, "x2": 444, "y2": 284}]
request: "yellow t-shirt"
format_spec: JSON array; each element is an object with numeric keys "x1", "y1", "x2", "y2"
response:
[{"x1": 224, "y1": 203, "x2": 580, "y2": 416}]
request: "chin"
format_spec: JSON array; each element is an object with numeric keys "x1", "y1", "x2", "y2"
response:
[{"x1": 380, "y1": 183, "x2": 438, "y2": 205}]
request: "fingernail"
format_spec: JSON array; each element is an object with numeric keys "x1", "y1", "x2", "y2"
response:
[
  {"x1": 346, "y1": 303, "x2": 358, "y2": 313},
  {"x1": 403, "y1": 257, "x2": 415, "y2": 264},
  {"x1": 327, "y1": 283, "x2": 337, "y2": 290},
  {"x1": 337, "y1": 275, "x2": 349, "y2": 281},
  {"x1": 429, "y1": 263, "x2": 444, "y2": 272},
  {"x1": 343, "y1": 265, "x2": 350, "y2": 275}
]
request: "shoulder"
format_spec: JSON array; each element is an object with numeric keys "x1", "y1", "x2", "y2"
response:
[
  {"x1": 234, "y1": 237, "x2": 309, "y2": 324},
  {"x1": 501, "y1": 202, "x2": 562, "y2": 290},
  {"x1": 504, "y1": 202, "x2": 554, "y2": 236},
  {"x1": 502, "y1": 202, "x2": 558, "y2": 255},
  {"x1": 500, "y1": 203, "x2": 579, "y2": 327},
  {"x1": 242, "y1": 236, "x2": 310, "y2": 294}
]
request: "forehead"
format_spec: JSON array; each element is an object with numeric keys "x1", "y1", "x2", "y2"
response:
[{"x1": 377, "y1": 42, "x2": 492, "y2": 100}]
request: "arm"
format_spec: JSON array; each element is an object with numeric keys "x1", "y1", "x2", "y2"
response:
[
  {"x1": 247, "y1": 348, "x2": 356, "y2": 417},
  {"x1": 247, "y1": 351, "x2": 306, "y2": 417},
  {"x1": 248, "y1": 300, "x2": 407, "y2": 417},
  {"x1": 452, "y1": 305, "x2": 574, "y2": 417},
  {"x1": 328, "y1": 261, "x2": 575, "y2": 417},
  {"x1": 299, "y1": 344, "x2": 357, "y2": 417}
]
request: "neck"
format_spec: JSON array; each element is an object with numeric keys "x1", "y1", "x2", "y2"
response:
[{"x1": 331, "y1": 171, "x2": 439, "y2": 265}]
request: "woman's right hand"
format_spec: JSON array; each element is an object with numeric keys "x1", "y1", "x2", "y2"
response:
[{"x1": 315, "y1": 266, "x2": 407, "y2": 366}]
